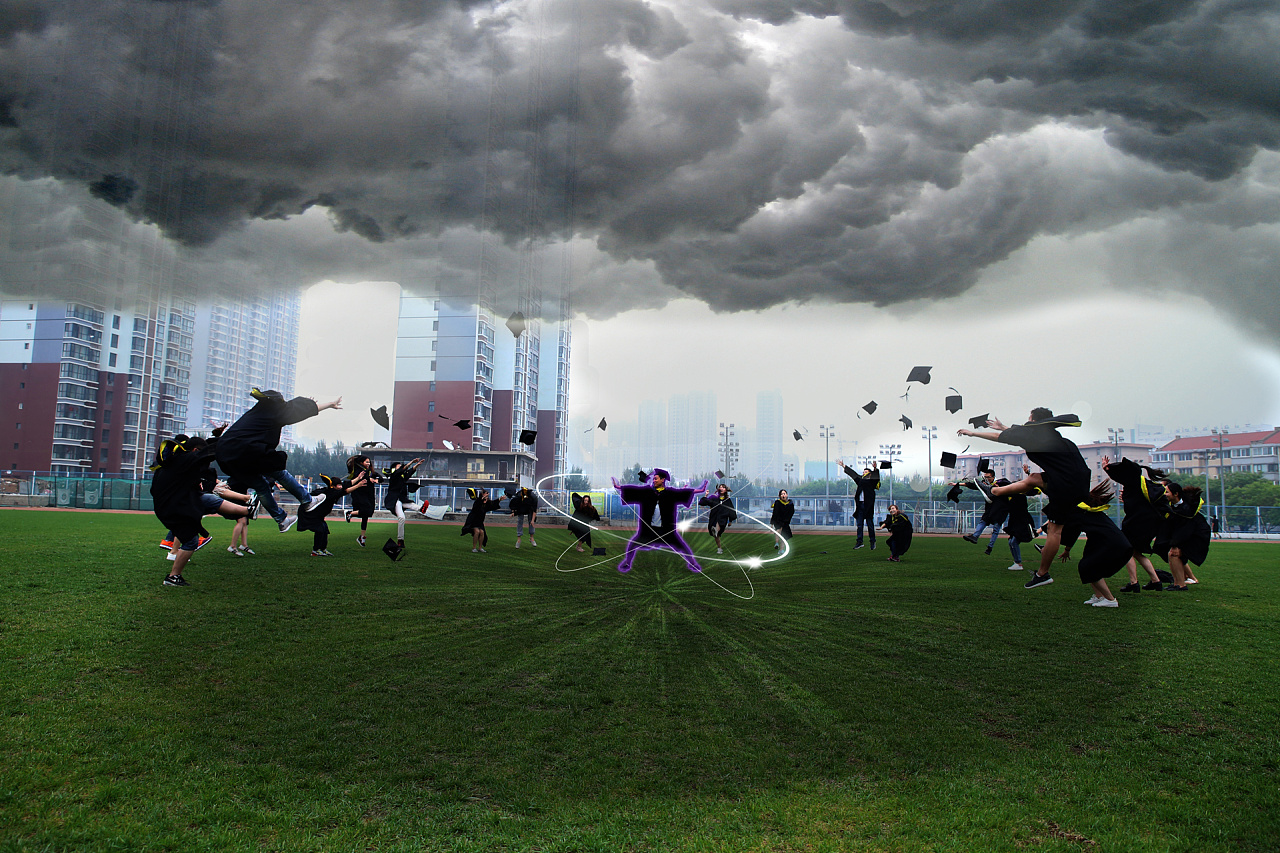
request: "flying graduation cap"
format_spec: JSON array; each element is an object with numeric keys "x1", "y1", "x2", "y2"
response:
[
  {"x1": 585, "y1": 417, "x2": 607, "y2": 434},
  {"x1": 977, "y1": 457, "x2": 992, "y2": 474},
  {"x1": 360, "y1": 441, "x2": 389, "y2": 449},
  {"x1": 518, "y1": 429, "x2": 537, "y2": 446},
  {"x1": 714, "y1": 470, "x2": 725, "y2": 479},
  {"x1": 637, "y1": 469, "x2": 648, "y2": 482},
  {"x1": 907, "y1": 366, "x2": 932, "y2": 384},
  {"x1": 944, "y1": 388, "x2": 962, "y2": 414},
  {"x1": 899, "y1": 414, "x2": 912, "y2": 430},
  {"x1": 946, "y1": 483, "x2": 963, "y2": 503},
  {"x1": 505, "y1": 311, "x2": 527, "y2": 338},
  {"x1": 940, "y1": 451, "x2": 958, "y2": 468},
  {"x1": 857, "y1": 401, "x2": 877, "y2": 419},
  {"x1": 879, "y1": 460, "x2": 894, "y2": 469},
  {"x1": 792, "y1": 429, "x2": 804, "y2": 441},
  {"x1": 437, "y1": 416, "x2": 472, "y2": 431},
  {"x1": 967, "y1": 413, "x2": 990, "y2": 429},
  {"x1": 370, "y1": 405, "x2": 390, "y2": 431}
]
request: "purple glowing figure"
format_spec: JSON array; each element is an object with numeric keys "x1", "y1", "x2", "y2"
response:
[{"x1": 612, "y1": 468, "x2": 708, "y2": 573}]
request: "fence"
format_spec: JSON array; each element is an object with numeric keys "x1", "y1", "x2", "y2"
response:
[{"x1": 6, "y1": 473, "x2": 1280, "y2": 535}]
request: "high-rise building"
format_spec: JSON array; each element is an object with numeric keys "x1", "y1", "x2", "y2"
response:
[
  {"x1": 2, "y1": 294, "x2": 197, "y2": 476},
  {"x1": 754, "y1": 390, "x2": 785, "y2": 482},
  {"x1": 668, "y1": 391, "x2": 717, "y2": 477},
  {"x1": 187, "y1": 293, "x2": 301, "y2": 436}
]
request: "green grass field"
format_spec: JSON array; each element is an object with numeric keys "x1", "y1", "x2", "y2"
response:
[{"x1": 2, "y1": 508, "x2": 1277, "y2": 852}]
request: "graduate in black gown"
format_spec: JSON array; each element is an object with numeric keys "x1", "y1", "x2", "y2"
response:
[
  {"x1": 880, "y1": 504, "x2": 913, "y2": 562},
  {"x1": 698, "y1": 483, "x2": 737, "y2": 554},
  {"x1": 613, "y1": 468, "x2": 706, "y2": 573},
  {"x1": 770, "y1": 489, "x2": 795, "y2": 549},
  {"x1": 344, "y1": 454, "x2": 381, "y2": 548},
  {"x1": 150, "y1": 435, "x2": 217, "y2": 587},
  {"x1": 461, "y1": 487, "x2": 504, "y2": 552},
  {"x1": 215, "y1": 388, "x2": 342, "y2": 531},
  {"x1": 838, "y1": 460, "x2": 879, "y2": 550},
  {"x1": 1000, "y1": 469, "x2": 1039, "y2": 572},
  {"x1": 1152, "y1": 480, "x2": 1211, "y2": 591},
  {"x1": 568, "y1": 493, "x2": 601, "y2": 552},
  {"x1": 383, "y1": 458, "x2": 423, "y2": 549},
  {"x1": 298, "y1": 474, "x2": 360, "y2": 556},
  {"x1": 961, "y1": 408, "x2": 1130, "y2": 606},
  {"x1": 1104, "y1": 456, "x2": 1171, "y2": 592}
]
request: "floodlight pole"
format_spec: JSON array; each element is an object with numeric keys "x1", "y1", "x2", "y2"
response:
[
  {"x1": 921, "y1": 426, "x2": 936, "y2": 532},
  {"x1": 820, "y1": 424, "x2": 834, "y2": 525},
  {"x1": 1213, "y1": 428, "x2": 1229, "y2": 523},
  {"x1": 1107, "y1": 426, "x2": 1124, "y2": 523}
]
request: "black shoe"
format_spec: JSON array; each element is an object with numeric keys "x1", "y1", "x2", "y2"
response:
[
  {"x1": 1024, "y1": 573, "x2": 1054, "y2": 589},
  {"x1": 1034, "y1": 543, "x2": 1044, "y2": 553},
  {"x1": 854, "y1": 542, "x2": 864, "y2": 549},
  {"x1": 984, "y1": 546, "x2": 993, "y2": 555},
  {"x1": 1120, "y1": 582, "x2": 1141, "y2": 593},
  {"x1": 962, "y1": 534, "x2": 978, "y2": 544},
  {"x1": 247, "y1": 496, "x2": 261, "y2": 520},
  {"x1": 1165, "y1": 584, "x2": 1189, "y2": 592},
  {"x1": 163, "y1": 574, "x2": 190, "y2": 587},
  {"x1": 345, "y1": 509, "x2": 354, "y2": 523},
  {"x1": 1142, "y1": 581, "x2": 1164, "y2": 591},
  {"x1": 870, "y1": 540, "x2": 876, "y2": 550}
]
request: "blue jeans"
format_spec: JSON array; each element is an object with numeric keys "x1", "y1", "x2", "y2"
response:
[
  {"x1": 972, "y1": 519, "x2": 1001, "y2": 546},
  {"x1": 1008, "y1": 536, "x2": 1022, "y2": 564},
  {"x1": 244, "y1": 469, "x2": 311, "y2": 523}
]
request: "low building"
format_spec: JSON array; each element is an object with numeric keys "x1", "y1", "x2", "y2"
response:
[
  {"x1": 365, "y1": 447, "x2": 538, "y2": 510},
  {"x1": 951, "y1": 442, "x2": 1154, "y2": 484},
  {"x1": 1151, "y1": 430, "x2": 1280, "y2": 484}
]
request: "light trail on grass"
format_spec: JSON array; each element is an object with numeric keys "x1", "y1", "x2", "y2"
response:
[{"x1": 533, "y1": 474, "x2": 792, "y2": 600}]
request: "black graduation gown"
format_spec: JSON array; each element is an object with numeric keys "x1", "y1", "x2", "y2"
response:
[
  {"x1": 770, "y1": 499, "x2": 795, "y2": 539},
  {"x1": 215, "y1": 396, "x2": 319, "y2": 476},
  {"x1": 699, "y1": 494, "x2": 737, "y2": 533},
  {"x1": 1002, "y1": 488, "x2": 1036, "y2": 543},
  {"x1": 880, "y1": 511, "x2": 913, "y2": 555},
  {"x1": 568, "y1": 493, "x2": 600, "y2": 543},
  {"x1": 618, "y1": 484, "x2": 699, "y2": 545},
  {"x1": 298, "y1": 486, "x2": 344, "y2": 533},
  {"x1": 843, "y1": 465, "x2": 880, "y2": 519},
  {"x1": 150, "y1": 444, "x2": 216, "y2": 541},
  {"x1": 461, "y1": 497, "x2": 503, "y2": 546},
  {"x1": 1105, "y1": 458, "x2": 1166, "y2": 554},
  {"x1": 997, "y1": 417, "x2": 1090, "y2": 520},
  {"x1": 383, "y1": 465, "x2": 419, "y2": 512},
  {"x1": 348, "y1": 471, "x2": 380, "y2": 517},
  {"x1": 1154, "y1": 496, "x2": 1211, "y2": 567},
  {"x1": 509, "y1": 492, "x2": 538, "y2": 517}
]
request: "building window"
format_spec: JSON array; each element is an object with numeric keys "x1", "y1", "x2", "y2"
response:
[
  {"x1": 428, "y1": 402, "x2": 435, "y2": 413},
  {"x1": 108, "y1": 353, "x2": 117, "y2": 367},
  {"x1": 427, "y1": 422, "x2": 434, "y2": 433},
  {"x1": 112, "y1": 316, "x2": 120, "y2": 330}
]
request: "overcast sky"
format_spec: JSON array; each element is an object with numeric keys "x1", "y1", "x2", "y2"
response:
[{"x1": 2, "y1": 0, "x2": 1278, "y2": 476}]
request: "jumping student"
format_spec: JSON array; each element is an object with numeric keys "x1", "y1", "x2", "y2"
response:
[
  {"x1": 344, "y1": 454, "x2": 381, "y2": 548},
  {"x1": 770, "y1": 489, "x2": 795, "y2": 549},
  {"x1": 699, "y1": 483, "x2": 737, "y2": 554},
  {"x1": 509, "y1": 486, "x2": 539, "y2": 549},
  {"x1": 838, "y1": 460, "x2": 879, "y2": 550},
  {"x1": 382, "y1": 458, "x2": 423, "y2": 551}
]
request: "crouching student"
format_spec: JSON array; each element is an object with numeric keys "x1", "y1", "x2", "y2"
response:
[{"x1": 299, "y1": 474, "x2": 361, "y2": 556}]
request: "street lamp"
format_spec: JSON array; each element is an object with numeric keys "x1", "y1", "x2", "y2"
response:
[
  {"x1": 921, "y1": 425, "x2": 937, "y2": 532},
  {"x1": 1107, "y1": 427, "x2": 1124, "y2": 523},
  {"x1": 784, "y1": 461, "x2": 794, "y2": 487},
  {"x1": 1212, "y1": 427, "x2": 1229, "y2": 524},
  {"x1": 819, "y1": 424, "x2": 836, "y2": 525},
  {"x1": 878, "y1": 443, "x2": 902, "y2": 505}
]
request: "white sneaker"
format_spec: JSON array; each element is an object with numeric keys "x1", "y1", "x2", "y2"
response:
[
  {"x1": 278, "y1": 515, "x2": 297, "y2": 533},
  {"x1": 717, "y1": 547, "x2": 723, "y2": 554},
  {"x1": 472, "y1": 548, "x2": 479, "y2": 553},
  {"x1": 1092, "y1": 598, "x2": 1119, "y2": 608},
  {"x1": 515, "y1": 539, "x2": 521, "y2": 549},
  {"x1": 239, "y1": 547, "x2": 255, "y2": 556},
  {"x1": 1084, "y1": 594, "x2": 1104, "y2": 605},
  {"x1": 530, "y1": 539, "x2": 537, "y2": 547},
  {"x1": 1007, "y1": 563, "x2": 1023, "y2": 571},
  {"x1": 305, "y1": 496, "x2": 325, "y2": 513}
]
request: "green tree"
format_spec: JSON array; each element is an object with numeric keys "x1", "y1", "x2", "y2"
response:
[{"x1": 563, "y1": 466, "x2": 591, "y2": 492}]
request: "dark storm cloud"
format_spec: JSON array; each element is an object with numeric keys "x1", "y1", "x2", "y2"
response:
[{"x1": 1, "y1": 0, "x2": 1279, "y2": 336}]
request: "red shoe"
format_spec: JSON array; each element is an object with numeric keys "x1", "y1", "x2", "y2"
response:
[
  {"x1": 195, "y1": 535, "x2": 212, "y2": 551},
  {"x1": 159, "y1": 539, "x2": 175, "y2": 550}
]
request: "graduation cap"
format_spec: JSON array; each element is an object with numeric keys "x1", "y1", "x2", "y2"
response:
[
  {"x1": 370, "y1": 405, "x2": 390, "y2": 430},
  {"x1": 714, "y1": 470, "x2": 725, "y2": 479},
  {"x1": 518, "y1": 429, "x2": 537, "y2": 446},
  {"x1": 907, "y1": 366, "x2": 932, "y2": 384},
  {"x1": 442, "y1": 418, "x2": 472, "y2": 431},
  {"x1": 249, "y1": 387, "x2": 284, "y2": 402},
  {"x1": 879, "y1": 460, "x2": 894, "y2": 469},
  {"x1": 946, "y1": 483, "x2": 963, "y2": 503},
  {"x1": 940, "y1": 451, "x2": 958, "y2": 468},
  {"x1": 466, "y1": 487, "x2": 479, "y2": 500},
  {"x1": 637, "y1": 470, "x2": 648, "y2": 482},
  {"x1": 977, "y1": 457, "x2": 992, "y2": 474},
  {"x1": 505, "y1": 311, "x2": 526, "y2": 338},
  {"x1": 597, "y1": 417, "x2": 607, "y2": 431},
  {"x1": 857, "y1": 401, "x2": 877, "y2": 419},
  {"x1": 592, "y1": 547, "x2": 606, "y2": 556},
  {"x1": 944, "y1": 389, "x2": 962, "y2": 414},
  {"x1": 359, "y1": 441, "x2": 389, "y2": 449},
  {"x1": 967, "y1": 413, "x2": 990, "y2": 429},
  {"x1": 792, "y1": 429, "x2": 804, "y2": 441},
  {"x1": 382, "y1": 539, "x2": 406, "y2": 561},
  {"x1": 899, "y1": 414, "x2": 912, "y2": 430}
]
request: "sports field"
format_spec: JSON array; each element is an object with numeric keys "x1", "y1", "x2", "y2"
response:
[{"x1": 2, "y1": 509, "x2": 1277, "y2": 852}]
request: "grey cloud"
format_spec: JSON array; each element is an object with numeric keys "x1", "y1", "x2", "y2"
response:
[{"x1": 1, "y1": 0, "x2": 1279, "y2": 344}]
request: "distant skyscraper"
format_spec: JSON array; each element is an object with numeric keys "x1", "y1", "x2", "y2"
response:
[
  {"x1": 638, "y1": 400, "x2": 667, "y2": 468},
  {"x1": 668, "y1": 391, "x2": 717, "y2": 477},
  {"x1": 188, "y1": 293, "x2": 301, "y2": 438},
  {"x1": 755, "y1": 390, "x2": 785, "y2": 481}
]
